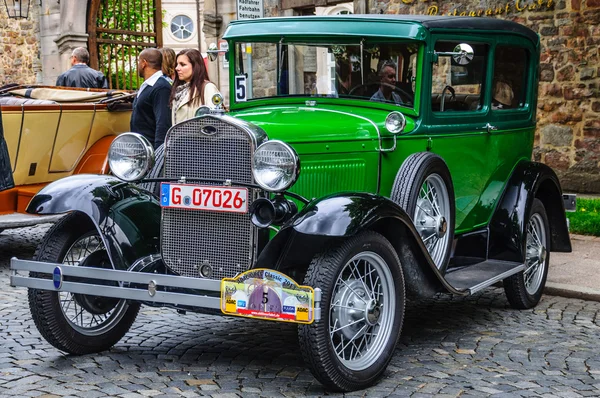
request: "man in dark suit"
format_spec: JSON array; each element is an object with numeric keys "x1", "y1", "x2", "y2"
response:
[
  {"x1": 130, "y1": 48, "x2": 172, "y2": 149},
  {"x1": 56, "y1": 47, "x2": 108, "y2": 89}
]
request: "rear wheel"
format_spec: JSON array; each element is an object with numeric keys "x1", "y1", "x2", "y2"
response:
[
  {"x1": 298, "y1": 231, "x2": 405, "y2": 391},
  {"x1": 504, "y1": 198, "x2": 550, "y2": 309},
  {"x1": 28, "y1": 212, "x2": 140, "y2": 354}
]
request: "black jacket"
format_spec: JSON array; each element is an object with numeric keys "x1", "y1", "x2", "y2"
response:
[
  {"x1": 130, "y1": 77, "x2": 172, "y2": 149},
  {"x1": 56, "y1": 64, "x2": 108, "y2": 89}
]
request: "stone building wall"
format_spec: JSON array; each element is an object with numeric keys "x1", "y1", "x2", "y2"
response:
[
  {"x1": 0, "y1": 2, "x2": 41, "y2": 86},
  {"x1": 370, "y1": 0, "x2": 600, "y2": 193}
]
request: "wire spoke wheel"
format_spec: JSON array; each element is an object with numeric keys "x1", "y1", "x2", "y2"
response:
[
  {"x1": 503, "y1": 198, "x2": 550, "y2": 309},
  {"x1": 329, "y1": 252, "x2": 395, "y2": 370},
  {"x1": 299, "y1": 231, "x2": 405, "y2": 391},
  {"x1": 28, "y1": 212, "x2": 140, "y2": 354},
  {"x1": 524, "y1": 213, "x2": 547, "y2": 295},
  {"x1": 59, "y1": 234, "x2": 128, "y2": 336},
  {"x1": 391, "y1": 152, "x2": 455, "y2": 273},
  {"x1": 413, "y1": 174, "x2": 451, "y2": 269}
]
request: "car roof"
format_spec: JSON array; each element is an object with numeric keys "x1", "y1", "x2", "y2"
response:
[{"x1": 224, "y1": 14, "x2": 539, "y2": 45}]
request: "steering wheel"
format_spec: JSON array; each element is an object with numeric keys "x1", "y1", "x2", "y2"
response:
[
  {"x1": 349, "y1": 83, "x2": 414, "y2": 105},
  {"x1": 440, "y1": 85, "x2": 456, "y2": 112}
]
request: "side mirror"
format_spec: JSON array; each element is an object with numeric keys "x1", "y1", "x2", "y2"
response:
[
  {"x1": 207, "y1": 43, "x2": 219, "y2": 62},
  {"x1": 452, "y1": 43, "x2": 474, "y2": 65},
  {"x1": 207, "y1": 43, "x2": 229, "y2": 62},
  {"x1": 434, "y1": 43, "x2": 475, "y2": 65}
]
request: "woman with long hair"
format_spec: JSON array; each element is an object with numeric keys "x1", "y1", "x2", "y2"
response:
[{"x1": 170, "y1": 48, "x2": 220, "y2": 124}]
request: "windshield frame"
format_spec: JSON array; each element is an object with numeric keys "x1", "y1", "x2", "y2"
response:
[{"x1": 228, "y1": 36, "x2": 424, "y2": 115}]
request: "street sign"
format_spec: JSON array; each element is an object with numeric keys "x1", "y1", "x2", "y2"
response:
[{"x1": 237, "y1": 0, "x2": 263, "y2": 20}]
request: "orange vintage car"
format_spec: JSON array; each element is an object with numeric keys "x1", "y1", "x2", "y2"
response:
[{"x1": 0, "y1": 85, "x2": 133, "y2": 231}]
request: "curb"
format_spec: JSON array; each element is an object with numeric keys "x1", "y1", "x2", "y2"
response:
[{"x1": 545, "y1": 282, "x2": 600, "y2": 302}]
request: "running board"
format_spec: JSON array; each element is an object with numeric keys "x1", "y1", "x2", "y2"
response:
[{"x1": 444, "y1": 260, "x2": 525, "y2": 294}]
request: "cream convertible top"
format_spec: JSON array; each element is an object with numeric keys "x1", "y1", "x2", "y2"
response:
[{"x1": 0, "y1": 86, "x2": 134, "y2": 105}]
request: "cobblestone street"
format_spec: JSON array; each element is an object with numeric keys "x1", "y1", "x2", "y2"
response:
[{"x1": 1, "y1": 225, "x2": 600, "y2": 397}]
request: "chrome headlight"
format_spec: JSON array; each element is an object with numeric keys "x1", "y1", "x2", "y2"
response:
[
  {"x1": 108, "y1": 133, "x2": 155, "y2": 182},
  {"x1": 385, "y1": 111, "x2": 406, "y2": 134},
  {"x1": 252, "y1": 140, "x2": 299, "y2": 192}
]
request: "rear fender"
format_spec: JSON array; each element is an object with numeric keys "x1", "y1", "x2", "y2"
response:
[
  {"x1": 256, "y1": 193, "x2": 461, "y2": 297},
  {"x1": 27, "y1": 174, "x2": 161, "y2": 270},
  {"x1": 489, "y1": 161, "x2": 571, "y2": 263}
]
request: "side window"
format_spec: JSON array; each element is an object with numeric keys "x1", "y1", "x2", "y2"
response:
[
  {"x1": 493, "y1": 46, "x2": 528, "y2": 110},
  {"x1": 431, "y1": 41, "x2": 487, "y2": 112}
]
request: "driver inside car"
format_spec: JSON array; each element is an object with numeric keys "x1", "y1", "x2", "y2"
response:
[{"x1": 370, "y1": 60, "x2": 403, "y2": 105}]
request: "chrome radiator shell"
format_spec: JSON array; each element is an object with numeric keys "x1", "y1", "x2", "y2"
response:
[{"x1": 161, "y1": 115, "x2": 266, "y2": 280}]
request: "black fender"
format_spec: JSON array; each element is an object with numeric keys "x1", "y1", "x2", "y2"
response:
[
  {"x1": 489, "y1": 160, "x2": 572, "y2": 263},
  {"x1": 26, "y1": 174, "x2": 161, "y2": 271},
  {"x1": 256, "y1": 192, "x2": 464, "y2": 297}
]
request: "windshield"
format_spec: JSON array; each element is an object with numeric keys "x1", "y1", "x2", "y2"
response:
[{"x1": 233, "y1": 40, "x2": 419, "y2": 108}]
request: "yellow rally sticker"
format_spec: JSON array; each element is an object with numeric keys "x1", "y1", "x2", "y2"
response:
[
  {"x1": 296, "y1": 306, "x2": 309, "y2": 322},
  {"x1": 220, "y1": 269, "x2": 315, "y2": 324},
  {"x1": 225, "y1": 298, "x2": 237, "y2": 313}
]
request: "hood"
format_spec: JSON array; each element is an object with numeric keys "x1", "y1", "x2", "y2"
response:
[{"x1": 230, "y1": 104, "x2": 405, "y2": 145}]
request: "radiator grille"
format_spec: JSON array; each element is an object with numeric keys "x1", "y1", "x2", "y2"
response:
[{"x1": 161, "y1": 117, "x2": 257, "y2": 280}]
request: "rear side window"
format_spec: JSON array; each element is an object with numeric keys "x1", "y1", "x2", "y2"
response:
[
  {"x1": 492, "y1": 46, "x2": 528, "y2": 110},
  {"x1": 431, "y1": 41, "x2": 488, "y2": 112}
]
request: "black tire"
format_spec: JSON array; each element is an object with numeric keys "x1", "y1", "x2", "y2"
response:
[
  {"x1": 138, "y1": 143, "x2": 165, "y2": 197},
  {"x1": 503, "y1": 198, "x2": 550, "y2": 309},
  {"x1": 298, "y1": 231, "x2": 405, "y2": 391},
  {"x1": 391, "y1": 152, "x2": 455, "y2": 273},
  {"x1": 28, "y1": 212, "x2": 140, "y2": 354}
]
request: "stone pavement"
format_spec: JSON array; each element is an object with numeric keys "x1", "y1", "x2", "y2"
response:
[
  {"x1": 547, "y1": 234, "x2": 600, "y2": 302},
  {"x1": 1, "y1": 225, "x2": 600, "y2": 397}
]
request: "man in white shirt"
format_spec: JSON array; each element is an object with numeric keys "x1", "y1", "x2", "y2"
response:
[{"x1": 130, "y1": 48, "x2": 172, "y2": 149}]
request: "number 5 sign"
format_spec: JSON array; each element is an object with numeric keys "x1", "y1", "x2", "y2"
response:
[{"x1": 235, "y1": 75, "x2": 247, "y2": 102}]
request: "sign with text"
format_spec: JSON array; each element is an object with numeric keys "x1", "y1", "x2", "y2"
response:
[{"x1": 237, "y1": 0, "x2": 263, "y2": 19}]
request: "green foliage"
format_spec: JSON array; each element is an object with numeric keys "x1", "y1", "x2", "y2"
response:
[
  {"x1": 569, "y1": 198, "x2": 600, "y2": 237},
  {"x1": 96, "y1": 0, "x2": 159, "y2": 89}
]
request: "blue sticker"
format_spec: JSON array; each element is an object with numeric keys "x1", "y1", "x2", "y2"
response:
[
  {"x1": 52, "y1": 266, "x2": 62, "y2": 290},
  {"x1": 237, "y1": 300, "x2": 247, "y2": 308},
  {"x1": 161, "y1": 183, "x2": 170, "y2": 205},
  {"x1": 283, "y1": 305, "x2": 296, "y2": 313},
  {"x1": 183, "y1": 196, "x2": 191, "y2": 206}
]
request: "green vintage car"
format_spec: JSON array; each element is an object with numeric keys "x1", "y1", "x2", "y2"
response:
[{"x1": 11, "y1": 15, "x2": 572, "y2": 391}]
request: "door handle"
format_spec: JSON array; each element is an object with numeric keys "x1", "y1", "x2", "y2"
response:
[{"x1": 485, "y1": 123, "x2": 498, "y2": 133}]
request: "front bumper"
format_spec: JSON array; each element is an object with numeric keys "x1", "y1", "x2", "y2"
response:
[{"x1": 10, "y1": 258, "x2": 322, "y2": 322}]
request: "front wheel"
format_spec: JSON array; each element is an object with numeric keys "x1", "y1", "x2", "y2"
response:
[
  {"x1": 28, "y1": 212, "x2": 140, "y2": 354},
  {"x1": 503, "y1": 198, "x2": 550, "y2": 309},
  {"x1": 298, "y1": 231, "x2": 405, "y2": 391}
]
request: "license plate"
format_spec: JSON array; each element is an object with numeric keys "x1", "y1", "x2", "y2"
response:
[
  {"x1": 160, "y1": 183, "x2": 248, "y2": 213},
  {"x1": 221, "y1": 269, "x2": 315, "y2": 324}
]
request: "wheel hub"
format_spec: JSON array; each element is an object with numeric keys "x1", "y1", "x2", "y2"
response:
[
  {"x1": 365, "y1": 299, "x2": 381, "y2": 326},
  {"x1": 537, "y1": 246, "x2": 547, "y2": 264},
  {"x1": 436, "y1": 216, "x2": 447, "y2": 238},
  {"x1": 331, "y1": 279, "x2": 374, "y2": 340}
]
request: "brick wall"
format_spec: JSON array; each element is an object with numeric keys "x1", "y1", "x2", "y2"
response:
[
  {"x1": 371, "y1": 0, "x2": 600, "y2": 193},
  {"x1": 0, "y1": 3, "x2": 40, "y2": 86}
]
